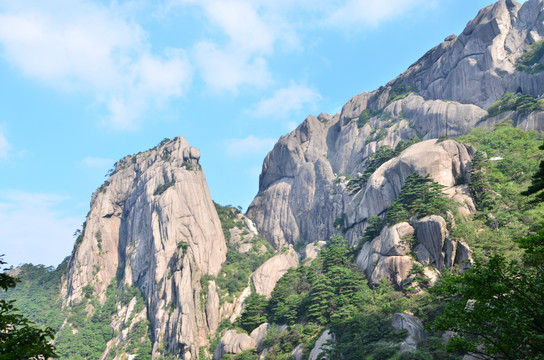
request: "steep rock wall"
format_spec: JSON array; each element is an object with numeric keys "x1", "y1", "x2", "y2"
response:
[{"x1": 61, "y1": 137, "x2": 227, "y2": 359}]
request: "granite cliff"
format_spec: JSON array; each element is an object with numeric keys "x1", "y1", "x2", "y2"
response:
[
  {"x1": 247, "y1": 0, "x2": 544, "y2": 250},
  {"x1": 61, "y1": 137, "x2": 227, "y2": 359}
]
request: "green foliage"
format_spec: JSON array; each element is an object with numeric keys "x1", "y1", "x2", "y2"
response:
[
  {"x1": 208, "y1": 203, "x2": 274, "y2": 303},
  {"x1": 357, "y1": 109, "x2": 380, "y2": 128},
  {"x1": 222, "y1": 349, "x2": 259, "y2": 360},
  {"x1": 0, "y1": 258, "x2": 58, "y2": 359},
  {"x1": 333, "y1": 214, "x2": 346, "y2": 233},
  {"x1": 468, "y1": 151, "x2": 495, "y2": 211},
  {"x1": 239, "y1": 294, "x2": 268, "y2": 333},
  {"x1": 517, "y1": 40, "x2": 544, "y2": 73},
  {"x1": 261, "y1": 324, "x2": 323, "y2": 360},
  {"x1": 457, "y1": 126, "x2": 544, "y2": 260},
  {"x1": 432, "y1": 255, "x2": 544, "y2": 359},
  {"x1": 55, "y1": 282, "x2": 150, "y2": 359},
  {"x1": 386, "y1": 173, "x2": 452, "y2": 225},
  {"x1": 347, "y1": 138, "x2": 421, "y2": 193},
  {"x1": 387, "y1": 83, "x2": 416, "y2": 104},
  {"x1": 326, "y1": 313, "x2": 406, "y2": 360},
  {"x1": 522, "y1": 141, "x2": 544, "y2": 203},
  {"x1": 177, "y1": 241, "x2": 189, "y2": 255},
  {"x1": 214, "y1": 202, "x2": 242, "y2": 241},
  {"x1": 153, "y1": 181, "x2": 175, "y2": 196},
  {"x1": 268, "y1": 267, "x2": 311, "y2": 325},
  {"x1": 486, "y1": 92, "x2": 544, "y2": 117}
]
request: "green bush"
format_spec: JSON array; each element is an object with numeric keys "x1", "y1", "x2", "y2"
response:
[
  {"x1": 153, "y1": 181, "x2": 175, "y2": 196},
  {"x1": 516, "y1": 40, "x2": 544, "y2": 73},
  {"x1": 486, "y1": 92, "x2": 544, "y2": 117},
  {"x1": 386, "y1": 173, "x2": 452, "y2": 225}
]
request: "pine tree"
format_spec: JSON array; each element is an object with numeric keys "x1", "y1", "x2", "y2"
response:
[
  {"x1": 239, "y1": 293, "x2": 268, "y2": 333},
  {"x1": 469, "y1": 150, "x2": 495, "y2": 211}
]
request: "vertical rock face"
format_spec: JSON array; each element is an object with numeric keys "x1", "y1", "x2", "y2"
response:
[
  {"x1": 61, "y1": 137, "x2": 227, "y2": 359},
  {"x1": 247, "y1": 0, "x2": 544, "y2": 250},
  {"x1": 399, "y1": 0, "x2": 544, "y2": 108}
]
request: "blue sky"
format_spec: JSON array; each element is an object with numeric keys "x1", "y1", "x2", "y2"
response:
[{"x1": 0, "y1": 0, "x2": 506, "y2": 266}]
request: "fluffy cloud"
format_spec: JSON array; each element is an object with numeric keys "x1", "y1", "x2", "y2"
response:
[
  {"x1": 327, "y1": 0, "x2": 431, "y2": 28},
  {"x1": 193, "y1": 41, "x2": 271, "y2": 93},
  {"x1": 0, "y1": 127, "x2": 11, "y2": 158},
  {"x1": 225, "y1": 135, "x2": 276, "y2": 158},
  {"x1": 81, "y1": 156, "x2": 115, "y2": 169},
  {"x1": 0, "y1": 191, "x2": 81, "y2": 266},
  {"x1": 249, "y1": 83, "x2": 322, "y2": 118},
  {"x1": 0, "y1": 0, "x2": 191, "y2": 130}
]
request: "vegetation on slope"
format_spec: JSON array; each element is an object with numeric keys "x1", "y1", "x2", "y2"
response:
[
  {"x1": 516, "y1": 40, "x2": 544, "y2": 74},
  {"x1": 455, "y1": 125, "x2": 544, "y2": 261},
  {"x1": 0, "y1": 258, "x2": 58, "y2": 359},
  {"x1": 486, "y1": 93, "x2": 544, "y2": 118},
  {"x1": 203, "y1": 203, "x2": 274, "y2": 303},
  {"x1": 432, "y1": 132, "x2": 544, "y2": 359}
]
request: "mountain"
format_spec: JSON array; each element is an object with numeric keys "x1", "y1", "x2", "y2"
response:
[
  {"x1": 3, "y1": 0, "x2": 544, "y2": 359},
  {"x1": 247, "y1": 0, "x2": 544, "y2": 249},
  {"x1": 61, "y1": 137, "x2": 228, "y2": 358}
]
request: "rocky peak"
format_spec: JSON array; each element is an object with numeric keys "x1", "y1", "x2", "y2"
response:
[
  {"x1": 61, "y1": 136, "x2": 227, "y2": 359},
  {"x1": 247, "y1": 0, "x2": 544, "y2": 251}
]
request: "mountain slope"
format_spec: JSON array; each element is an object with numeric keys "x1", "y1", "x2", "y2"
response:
[{"x1": 247, "y1": 0, "x2": 544, "y2": 250}]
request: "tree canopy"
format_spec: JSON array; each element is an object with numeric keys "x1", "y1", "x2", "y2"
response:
[{"x1": 0, "y1": 258, "x2": 58, "y2": 359}]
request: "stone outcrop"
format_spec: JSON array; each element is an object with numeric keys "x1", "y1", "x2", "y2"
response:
[
  {"x1": 250, "y1": 323, "x2": 270, "y2": 351},
  {"x1": 391, "y1": 313, "x2": 425, "y2": 353},
  {"x1": 309, "y1": 329, "x2": 334, "y2": 360},
  {"x1": 61, "y1": 137, "x2": 227, "y2": 359},
  {"x1": 355, "y1": 214, "x2": 473, "y2": 288},
  {"x1": 345, "y1": 139, "x2": 474, "y2": 241},
  {"x1": 355, "y1": 223, "x2": 414, "y2": 288},
  {"x1": 251, "y1": 248, "x2": 299, "y2": 298},
  {"x1": 397, "y1": 0, "x2": 544, "y2": 108},
  {"x1": 213, "y1": 330, "x2": 256, "y2": 360},
  {"x1": 413, "y1": 215, "x2": 472, "y2": 271}
]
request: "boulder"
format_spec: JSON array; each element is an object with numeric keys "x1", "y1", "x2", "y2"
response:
[
  {"x1": 213, "y1": 330, "x2": 256, "y2": 360},
  {"x1": 251, "y1": 249, "x2": 299, "y2": 298},
  {"x1": 309, "y1": 329, "x2": 334, "y2": 360},
  {"x1": 355, "y1": 222, "x2": 415, "y2": 287},
  {"x1": 391, "y1": 313, "x2": 425, "y2": 353},
  {"x1": 250, "y1": 323, "x2": 270, "y2": 351}
]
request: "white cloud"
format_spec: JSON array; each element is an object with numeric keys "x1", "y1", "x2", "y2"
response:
[
  {"x1": 0, "y1": 191, "x2": 81, "y2": 266},
  {"x1": 0, "y1": 0, "x2": 191, "y2": 130},
  {"x1": 249, "y1": 83, "x2": 322, "y2": 118},
  {"x1": 82, "y1": 156, "x2": 115, "y2": 169},
  {"x1": 225, "y1": 135, "x2": 276, "y2": 158},
  {"x1": 193, "y1": 41, "x2": 271, "y2": 93},
  {"x1": 327, "y1": 0, "x2": 429, "y2": 28},
  {"x1": 0, "y1": 127, "x2": 11, "y2": 158}
]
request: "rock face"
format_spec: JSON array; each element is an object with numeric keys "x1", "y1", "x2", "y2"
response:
[
  {"x1": 213, "y1": 330, "x2": 256, "y2": 360},
  {"x1": 251, "y1": 248, "x2": 299, "y2": 298},
  {"x1": 246, "y1": 0, "x2": 544, "y2": 251},
  {"x1": 355, "y1": 223, "x2": 414, "y2": 288},
  {"x1": 61, "y1": 137, "x2": 227, "y2": 359},
  {"x1": 398, "y1": 0, "x2": 544, "y2": 108},
  {"x1": 309, "y1": 329, "x2": 334, "y2": 360},
  {"x1": 250, "y1": 323, "x2": 270, "y2": 351},
  {"x1": 345, "y1": 139, "x2": 474, "y2": 241},
  {"x1": 391, "y1": 313, "x2": 425, "y2": 353}
]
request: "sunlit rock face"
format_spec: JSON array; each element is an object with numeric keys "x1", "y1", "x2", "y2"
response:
[
  {"x1": 247, "y1": 0, "x2": 544, "y2": 251},
  {"x1": 61, "y1": 136, "x2": 227, "y2": 359}
]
